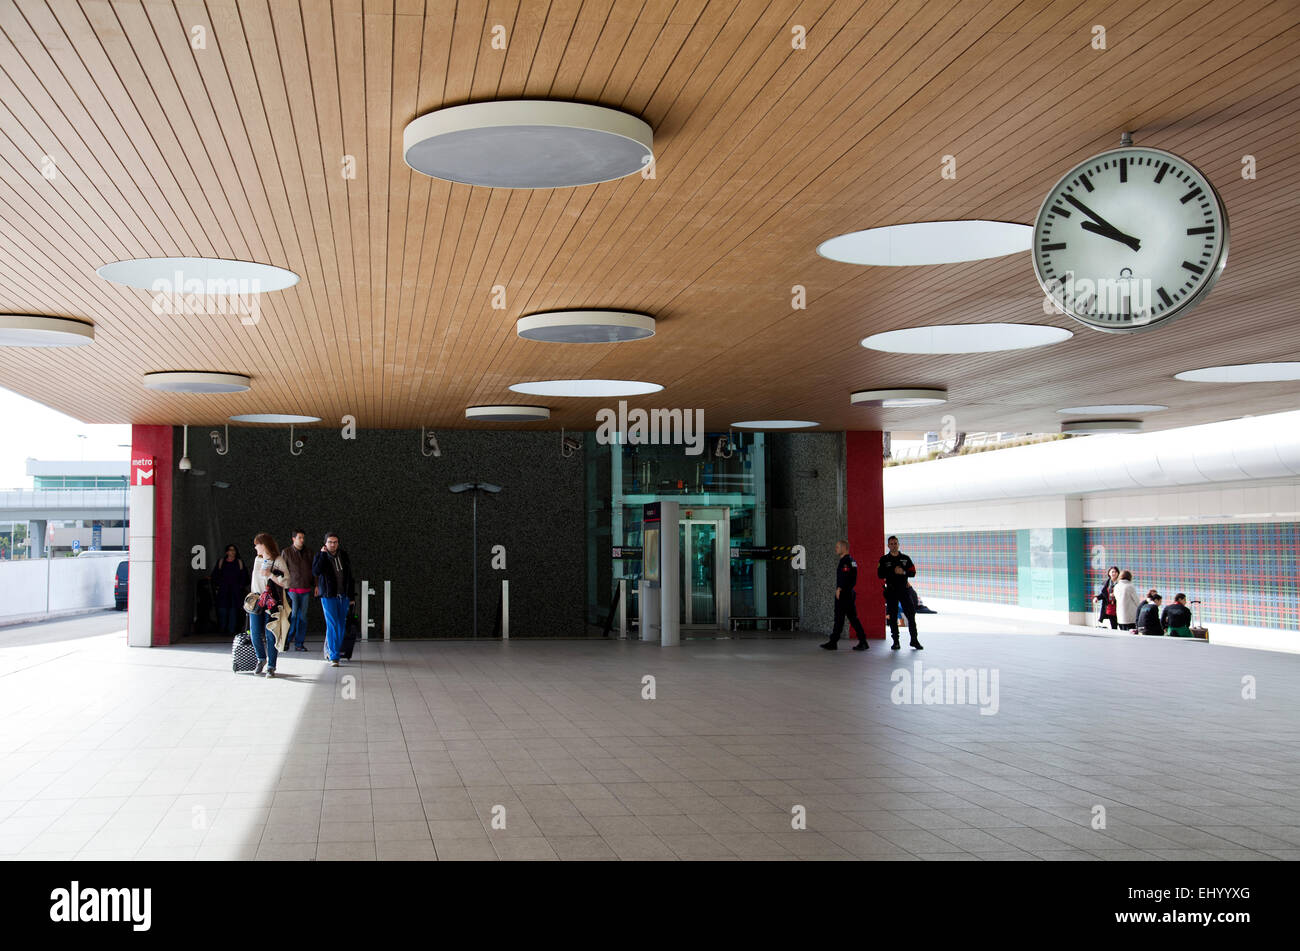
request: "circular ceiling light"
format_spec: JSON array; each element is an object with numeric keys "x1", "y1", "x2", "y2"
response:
[
  {"x1": 517, "y1": 311, "x2": 656, "y2": 344},
  {"x1": 1061, "y1": 419, "x2": 1143, "y2": 435},
  {"x1": 0, "y1": 315, "x2": 94, "y2": 347},
  {"x1": 817, "y1": 221, "x2": 1032, "y2": 266},
  {"x1": 229, "y1": 414, "x2": 321, "y2": 424},
  {"x1": 403, "y1": 101, "x2": 653, "y2": 189},
  {"x1": 862, "y1": 324, "x2": 1072, "y2": 354},
  {"x1": 850, "y1": 387, "x2": 948, "y2": 408},
  {"x1": 508, "y1": 379, "x2": 663, "y2": 397},
  {"x1": 731, "y1": 420, "x2": 820, "y2": 429},
  {"x1": 465, "y1": 405, "x2": 551, "y2": 422},
  {"x1": 97, "y1": 257, "x2": 299, "y2": 292},
  {"x1": 143, "y1": 371, "x2": 251, "y2": 393},
  {"x1": 1057, "y1": 404, "x2": 1167, "y2": 415},
  {"x1": 1174, "y1": 362, "x2": 1300, "y2": 383}
]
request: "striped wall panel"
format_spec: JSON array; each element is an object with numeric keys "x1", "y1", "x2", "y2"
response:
[
  {"x1": 889, "y1": 531, "x2": 1019, "y2": 605},
  {"x1": 1083, "y1": 523, "x2": 1299, "y2": 631}
]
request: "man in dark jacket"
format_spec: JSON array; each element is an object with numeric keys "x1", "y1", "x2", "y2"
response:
[
  {"x1": 1161, "y1": 593, "x2": 1193, "y2": 637},
  {"x1": 1137, "y1": 590, "x2": 1164, "y2": 635},
  {"x1": 211, "y1": 544, "x2": 250, "y2": 635},
  {"x1": 821, "y1": 539, "x2": 868, "y2": 651},
  {"x1": 878, "y1": 535, "x2": 921, "y2": 650},
  {"x1": 312, "y1": 532, "x2": 354, "y2": 666}
]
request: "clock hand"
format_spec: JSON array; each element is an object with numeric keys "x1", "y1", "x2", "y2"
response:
[
  {"x1": 1064, "y1": 195, "x2": 1141, "y2": 250},
  {"x1": 1062, "y1": 194, "x2": 1139, "y2": 238},
  {"x1": 1080, "y1": 219, "x2": 1141, "y2": 251}
]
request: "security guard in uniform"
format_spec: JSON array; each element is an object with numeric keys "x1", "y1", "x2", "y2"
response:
[
  {"x1": 821, "y1": 539, "x2": 868, "y2": 651},
  {"x1": 878, "y1": 535, "x2": 922, "y2": 650}
]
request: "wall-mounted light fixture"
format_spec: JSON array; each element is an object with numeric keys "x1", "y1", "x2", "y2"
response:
[{"x1": 210, "y1": 424, "x2": 229, "y2": 455}]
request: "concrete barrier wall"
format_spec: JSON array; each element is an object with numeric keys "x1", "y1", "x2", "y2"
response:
[
  {"x1": 0, "y1": 560, "x2": 51, "y2": 617},
  {"x1": 0, "y1": 558, "x2": 121, "y2": 619}
]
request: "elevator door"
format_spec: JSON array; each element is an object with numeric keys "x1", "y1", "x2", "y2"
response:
[{"x1": 679, "y1": 520, "x2": 719, "y2": 627}]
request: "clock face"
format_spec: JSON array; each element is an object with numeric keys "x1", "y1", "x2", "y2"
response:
[{"x1": 1032, "y1": 146, "x2": 1228, "y2": 333}]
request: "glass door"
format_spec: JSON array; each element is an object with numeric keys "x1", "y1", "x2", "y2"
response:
[{"x1": 679, "y1": 520, "x2": 719, "y2": 627}]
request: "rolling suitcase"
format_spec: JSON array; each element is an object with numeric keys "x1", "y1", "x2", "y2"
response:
[{"x1": 232, "y1": 632, "x2": 257, "y2": 672}]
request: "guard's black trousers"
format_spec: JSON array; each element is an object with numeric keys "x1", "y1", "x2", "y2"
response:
[
  {"x1": 830, "y1": 592, "x2": 867, "y2": 645},
  {"x1": 884, "y1": 587, "x2": 918, "y2": 640}
]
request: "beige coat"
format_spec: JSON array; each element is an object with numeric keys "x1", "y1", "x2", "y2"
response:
[
  {"x1": 268, "y1": 597, "x2": 292, "y2": 652},
  {"x1": 252, "y1": 553, "x2": 293, "y2": 650},
  {"x1": 1114, "y1": 580, "x2": 1141, "y2": 625}
]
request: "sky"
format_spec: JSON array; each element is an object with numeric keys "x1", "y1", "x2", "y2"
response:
[{"x1": 0, "y1": 386, "x2": 132, "y2": 488}]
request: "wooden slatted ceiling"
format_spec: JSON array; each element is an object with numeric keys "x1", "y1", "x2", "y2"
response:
[{"x1": 0, "y1": 0, "x2": 1297, "y2": 435}]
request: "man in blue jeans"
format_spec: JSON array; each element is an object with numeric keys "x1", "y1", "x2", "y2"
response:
[
  {"x1": 281, "y1": 530, "x2": 315, "y2": 651},
  {"x1": 312, "y1": 532, "x2": 354, "y2": 667}
]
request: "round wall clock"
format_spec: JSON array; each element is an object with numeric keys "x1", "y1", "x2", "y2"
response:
[{"x1": 1032, "y1": 146, "x2": 1228, "y2": 333}]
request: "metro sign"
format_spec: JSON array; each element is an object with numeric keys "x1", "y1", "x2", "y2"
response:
[{"x1": 132, "y1": 457, "x2": 155, "y2": 486}]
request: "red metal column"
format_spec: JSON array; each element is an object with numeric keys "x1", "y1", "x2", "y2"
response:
[
  {"x1": 846, "y1": 430, "x2": 885, "y2": 639},
  {"x1": 131, "y1": 424, "x2": 173, "y2": 646}
]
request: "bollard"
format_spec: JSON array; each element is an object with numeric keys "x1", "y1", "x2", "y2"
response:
[
  {"x1": 501, "y1": 579, "x2": 509, "y2": 639},
  {"x1": 383, "y1": 579, "x2": 391, "y2": 641}
]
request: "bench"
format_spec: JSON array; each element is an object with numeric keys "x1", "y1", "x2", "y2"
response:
[{"x1": 729, "y1": 616, "x2": 800, "y2": 632}]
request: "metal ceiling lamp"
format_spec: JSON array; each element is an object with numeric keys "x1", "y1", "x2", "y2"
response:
[{"x1": 449, "y1": 481, "x2": 503, "y2": 637}]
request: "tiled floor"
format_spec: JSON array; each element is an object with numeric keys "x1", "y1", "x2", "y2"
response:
[{"x1": 1, "y1": 616, "x2": 1298, "y2": 861}]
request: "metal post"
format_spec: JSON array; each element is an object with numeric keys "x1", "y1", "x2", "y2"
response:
[
  {"x1": 618, "y1": 578, "x2": 627, "y2": 639},
  {"x1": 360, "y1": 579, "x2": 376, "y2": 640},
  {"x1": 471, "y1": 491, "x2": 478, "y2": 637},
  {"x1": 383, "y1": 580, "x2": 391, "y2": 641},
  {"x1": 501, "y1": 579, "x2": 509, "y2": 639}
]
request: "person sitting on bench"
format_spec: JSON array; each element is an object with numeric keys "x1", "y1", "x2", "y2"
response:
[
  {"x1": 1161, "y1": 593, "x2": 1193, "y2": 637},
  {"x1": 1136, "y1": 590, "x2": 1164, "y2": 636}
]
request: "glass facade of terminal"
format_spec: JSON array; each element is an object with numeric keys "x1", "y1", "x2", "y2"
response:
[
  {"x1": 33, "y1": 475, "x2": 129, "y2": 490},
  {"x1": 585, "y1": 432, "x2": 804, "y2": 632}
]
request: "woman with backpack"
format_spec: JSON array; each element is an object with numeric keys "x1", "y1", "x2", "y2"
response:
[{"x1": 248, "y1": 533, "x2": 289, "y2": 678}]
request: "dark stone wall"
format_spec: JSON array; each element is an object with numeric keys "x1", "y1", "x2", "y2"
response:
[
  {"x1": 768, "y1": 431, "x2": 847, "y2": 635},
  {"x1": 170, "y1": 427, "x2": 587, "y2": 638}
]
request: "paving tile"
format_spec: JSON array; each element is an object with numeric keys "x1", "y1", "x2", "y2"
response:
[{"x1": 1, "y1": 630, "x2": 1296, "y2": 866}]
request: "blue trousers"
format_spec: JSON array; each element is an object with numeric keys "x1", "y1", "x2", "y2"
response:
[
  {"x1": 321, "y1": 596, "x2": 348, "y2": 661},
  {"x1": 248, "y1": 610, "x2": 278, "y2": 669},
  {"x1": 287, "y1": 591, "x2": 311, "y2": 646}
]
